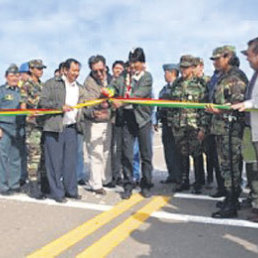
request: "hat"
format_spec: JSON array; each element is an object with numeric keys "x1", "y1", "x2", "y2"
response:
[
  {"x1": 19, "y1": 62, "x2": 30, "y2": 73},
  {"x1": 162, "y1": 63, "x2": 179, "y2": 71},
  {"x1": 29, "y1": 59, "x2": 47, "y2": 69},
  {"x1": 179, "y1": 55, "x2": 195, "y2": 67},
  {"x1": 6, "y1": 64, "x2": 19, "y2": 75},
  {"x1": 210, "y1": 45, "x2": 236, "y2": 60},
  {"x1": 129, "y1": 47, "x2": 145, "y2": 63},
  {"x1": 193, "y1": 57, "x2": 204, "y2": 66}
]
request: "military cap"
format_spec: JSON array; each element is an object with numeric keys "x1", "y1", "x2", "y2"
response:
[
  {"x1": 162, "y1": 63, "x2": 179, "y2": 71},
  {"x1": 210, "y1": 45, "x2": 236, "y2": 60},
  {"x1": 19, "y1": 62, "x2": 30, "y2": 73},
  {"x1": 179, "y1": 55, "x2": 195, "y2": 67},
  {"x1": 29, "y1": 59, "x2": 47, "y2": 69},
  {"x1": 6, "y1": 64, "x2": 19, "y2": 75},
  {"x1": 193, "y1": 57, "x2": 204, "y2": 66}
]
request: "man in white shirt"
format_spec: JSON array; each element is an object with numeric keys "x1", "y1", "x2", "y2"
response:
[
  {"x1": 232, "y1": 37, "x2": 258, "y2": 222},
  {"x1": 40, "y1": 58, "x2": 85, "y2": 203}
]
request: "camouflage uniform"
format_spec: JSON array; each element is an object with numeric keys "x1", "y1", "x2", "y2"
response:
[
  {"x1": 210, "y1": 47, "x2": 247, "y2": 193},
  {"x1": 167, "y1": 55, "x2": 208, "y2": 185},
  {"x1": 20, "y1": 60, "x2": 46, "y2": 180}
]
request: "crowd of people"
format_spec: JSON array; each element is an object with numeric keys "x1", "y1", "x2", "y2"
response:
[{"x1": 0, "y1": 37, "x2": 258, "y2": 222}]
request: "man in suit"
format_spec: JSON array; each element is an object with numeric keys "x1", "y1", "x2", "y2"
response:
[{"x1": 232, "y1": 37, "x2": 258, "y2": 222}]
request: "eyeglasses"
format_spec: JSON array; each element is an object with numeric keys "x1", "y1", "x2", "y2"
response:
[{"x1": 92, "y1": 69, "x2": 105, "y2": 75}]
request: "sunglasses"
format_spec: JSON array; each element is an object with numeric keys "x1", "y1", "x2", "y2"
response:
[{"x1": 92, "y1": 69, "x2": 105, "y2": 75}]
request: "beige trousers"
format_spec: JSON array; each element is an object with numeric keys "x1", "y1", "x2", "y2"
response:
[{"x1": 84, "y1": 121, "x2": 112, "y2": 190}]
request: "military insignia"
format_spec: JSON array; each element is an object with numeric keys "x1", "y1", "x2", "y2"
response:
[{"x1": 5, "y1": 94, "x2": 14, "y2": 100}]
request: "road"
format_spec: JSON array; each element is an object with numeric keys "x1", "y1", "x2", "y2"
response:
[{"x1": 0, "y1": 131, "x2": 258, "y2": 258}]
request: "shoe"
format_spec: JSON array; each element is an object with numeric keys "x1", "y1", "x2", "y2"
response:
[
  {"x1": 103, "y1": 182, "x2": 116, "y2": 188},
  {"x1": 121, "y1": 189, "x2": 132, "y2": 200},
  {"x1": 210, "y1": 190, "x2": 227, "y2": 198},
  {"x1": 65, "y1": 194, "x2": 82, "y2": 200},
  {"x1": 34, "y1": 193, "x2": 46, "y2": 200},
  {"x1": 11, "y1": 188, "x2": 21, "y2": 193},
  {"x1": 160, "y1": 178, "x2": 176, "y2": 184},
  {"x1": 78, "y1": 179, "x2": 86, "y2": 186},
  {"x1": 212, "y1": 209, "x2": 238, "y2": 218},
  {"x1": 175, "y1": 182, "x2": 190, "y2": 192},
  {"x1": 93, "y1": 188, "x2": 106, "y2": 195},
  {"x1": 19, "y1": 179, "x2": 27, "y2": 187},
  {"x1": 140, "y1": 188, "x2": 152, "y2": 198},
  {"x1": 240, "y1": 198, "x2": 252, "y2": 209},
  {"x1": 0, "y1": 190, "x2": 13, "y2": 196},
  {"x1": 247, "y1": 214, "x2": 258, "y2": 223},
  {"x1": 192, "y1": 187, "x2": 202, "y2": 194},
  {"x1": 55, "y1": 197, "x2": 67, "y2": 203}
]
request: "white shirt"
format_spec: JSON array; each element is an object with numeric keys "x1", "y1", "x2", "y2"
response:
[{"x1": 62, "y1": 75, "x2": 79, "y2": 125}]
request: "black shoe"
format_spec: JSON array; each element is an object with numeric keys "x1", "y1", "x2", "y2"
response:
[
  {"x1": 65, "y1": 194, "x2": 82, "y2": 200},
  {"x1": 241, "y1": 198, "x2": 252, "y2": 209},
  {"x1": 11, "y1": 188, "x2": 21, "y2": 193},
  {"x1": 210, "y1": 190, "x2": 227, "y2": 198},
  {"x1": 212, "y1": 209, "x2": 238, "y2": 218},
  {"x1": 175, "y1": 182, "x2": 190, "y2": 192},
  {"x1": 103, "y1": 182, "x2": 116, "y2": 188},
  {"x1": 0, "y1": 190, "x2": 13, "y2": 196},
  {"x1": 192, "y1": 187, "x2": 202, "y2": 194},
  {"x1": 121, "y1": 190, "x2": 132, "y2": 200},
  {"x1": 55, "y1": 197, "x2": 67, "y2": 203},
  {"x1": 78, "y1": 179, "x2": 86, "y2": 186},
  {"x1": 34, "y1": 193, "x2": 46, "y2": 200},
  {"x1": 160, "y1": 178, "x2": 176, "y2": 184},
  {"x1": 19, "y1": 179, "x2": 27, "y2": 187},
  {"x1": 140, "y1": 188, "x2": 152, "y2": 198}
]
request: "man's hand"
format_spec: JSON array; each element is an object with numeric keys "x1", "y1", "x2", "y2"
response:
[
  {"x1": 93, "y1": 110, "x2": 109, "y2": 120},
  {"x1": 0, "y1": 128, "x2": 3, "y2": 140},
  {"x1": 153, "y1": 124, "x2": 159, "y2": 132},
  {"x1": 231, "y1": 102, "x2": 246, "y2": 112},
  {"x1": 205, "y1": 104, "x2": 221, "y2": 114},
  {"x1": 112, "y1": 99, "x2": 123, "y2": 109},
  {"x1": 62, "y1": 105, "x2": 73, "y2": 112},
  {"x1": 197, "y1": 130, "x2": 205, "y2": 142}
]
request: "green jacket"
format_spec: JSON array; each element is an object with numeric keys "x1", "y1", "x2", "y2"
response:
[
  {"x1": 167, "y1": 76, "x2": 208, "y2": 132},
  {"x1": 211, "y1": 67, "x2": 247, "y2": 136}
]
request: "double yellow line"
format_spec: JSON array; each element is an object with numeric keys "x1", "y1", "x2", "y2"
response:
[{"x1": 27, "y1": 194, "x2": 170, "y2": 258}]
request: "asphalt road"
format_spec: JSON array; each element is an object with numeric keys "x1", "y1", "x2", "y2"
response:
[{"x1": 0, "y1": 131, "x2": 258, "y2": 258}]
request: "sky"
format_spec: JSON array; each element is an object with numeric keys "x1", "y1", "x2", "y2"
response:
[{"x1": 0, "y1": 0, "x2": 257, "y2": 96}]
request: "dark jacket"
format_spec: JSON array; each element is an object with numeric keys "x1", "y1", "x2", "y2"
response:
[
  {"x1": 39, "y1": 76, "x2": 87, "y2": 133},
  {"x1": 110, "y1": 71, "x2": 153, "y2": 128}
]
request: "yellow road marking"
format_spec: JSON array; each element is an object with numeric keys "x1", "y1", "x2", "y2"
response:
[
  {"x1": 76, "y1": 196, "x2": 170, "y2": 258},
  {"x1": 27, "y1": 194, "x2": 144, "y2": 258}
]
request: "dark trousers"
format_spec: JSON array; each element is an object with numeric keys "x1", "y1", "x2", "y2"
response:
[
  {"x1": 161, "y1": 123, "x2": 181, "y2": 182},
  {"x1": 44, "y1": 127, "x2": 78, "y2": 200},
  {"x1": 122, "y1": 110, "x2": 152, "y2": 190},
  {"x1": 111, "y1": 124, "x2": 123, "y2": 183},
  {"x1": 193, "y1": 155, "x2": 205, "y2": 186}
]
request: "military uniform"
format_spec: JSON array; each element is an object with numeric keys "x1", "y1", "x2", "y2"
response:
[
  {"x1": 210, "y1": 46, "x2": 247, "y2": 218},
  {"x1": 0, "y1": 65, "x2": 25, "y2": 194},
  {"x1": 157, "y1": 64, "x2": 181, "y2": 183},
  {"x1": 167, "y1": 55, "x2": 208, "y2": 190},
  {"x1": 20, "y1": 60, "x2": 46, "y2": 188}
]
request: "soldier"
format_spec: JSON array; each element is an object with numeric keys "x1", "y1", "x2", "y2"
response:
[
  {"x1": 207, "y1": 46, "x2": 247, "y2": 218},
  {"x1": 20, "y1": 59, "x2": 47, "y2": 198},
  {"x1": 0, "y1": 65, "x2": 25, "y2": 195},
  {"x1": 167, "y1": 55, "x2": 208, "y2": 193},
  {"x1": 155, "y1": 63, "x2": 181, "y2": 185}
]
